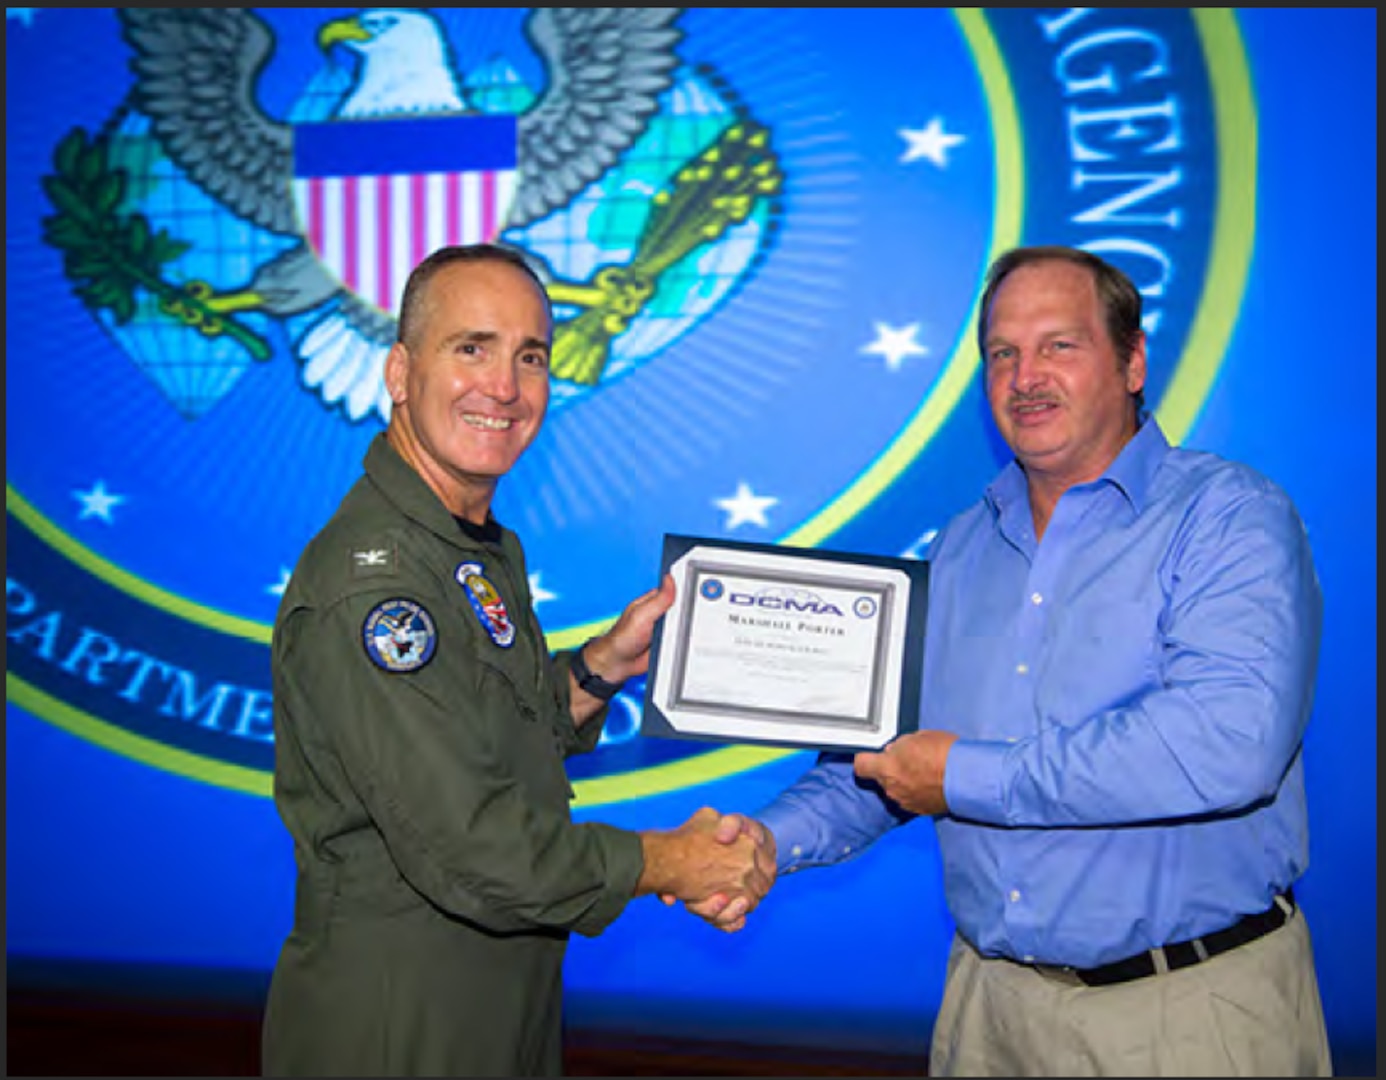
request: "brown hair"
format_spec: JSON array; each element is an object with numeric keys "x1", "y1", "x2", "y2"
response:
[{"x1": 977, "y1": 245, "x2": 1145, "y2": 414}]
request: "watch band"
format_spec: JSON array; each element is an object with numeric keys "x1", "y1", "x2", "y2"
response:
[{"x1": 571, "y1": 639, "x2": 625, "y2": 701}]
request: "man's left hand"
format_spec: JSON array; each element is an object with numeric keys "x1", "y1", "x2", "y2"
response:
[
  {"x1": 853, "y1": 730, "x2": 958, "y2": 816},
  {"x1": 582, "y1": 572, "x2": 677, "y2": 685}
]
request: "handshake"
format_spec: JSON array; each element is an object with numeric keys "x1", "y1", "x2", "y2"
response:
[{"x1": 636, "y1": 808, "x2": 777, "y2": 932}]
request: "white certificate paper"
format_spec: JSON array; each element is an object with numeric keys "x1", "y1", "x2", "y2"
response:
[{"x1": 644, "y1": 536, "x2": 927, "y2": 751}]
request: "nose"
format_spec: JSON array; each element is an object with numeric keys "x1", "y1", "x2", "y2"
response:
[
  {"x1": 1010, "y1": 349, "x2": 1044, "y2": 394},
  {"x1": 478, "y1": 356, "x2": 520, "y2": 403}
]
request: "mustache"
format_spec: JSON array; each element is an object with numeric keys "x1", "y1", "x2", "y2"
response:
[{"x1": 1007, "y1": 392, "x2": 1060, "y2": 407}]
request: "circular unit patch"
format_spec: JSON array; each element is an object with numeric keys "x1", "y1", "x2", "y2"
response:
[{"x1": 362, "y1": 599, "x2": 438, "y2": 673}]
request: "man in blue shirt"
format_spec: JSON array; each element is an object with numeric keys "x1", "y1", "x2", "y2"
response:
[{"x1": 687, "y1": 246, "x2": 1331, "y2": 1075}]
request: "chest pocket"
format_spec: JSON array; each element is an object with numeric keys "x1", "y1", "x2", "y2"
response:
[
  {"x1": 469, "y1": 636, "x2": 576, "y2": 803},
  {"x1": 1037, "y1": 600, "x2": 1159, "y2": 723}
]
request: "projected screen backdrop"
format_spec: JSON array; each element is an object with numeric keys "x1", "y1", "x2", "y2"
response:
[{"x1": 6, "y1": 7, "x2": 1376, "y2": 1066}]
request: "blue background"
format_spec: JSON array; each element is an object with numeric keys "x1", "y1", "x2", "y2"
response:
[{"x1": 5, "y1": 7, "x2": 1376, "y2": 1073}]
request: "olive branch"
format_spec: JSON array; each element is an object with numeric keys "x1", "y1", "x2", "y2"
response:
[{"x1": 40, "y1": 127, "x2": 271, "y2": 361}]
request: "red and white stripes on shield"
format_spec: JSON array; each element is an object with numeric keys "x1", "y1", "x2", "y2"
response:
[{"x1": 295, "y1": 169, "x2": 518, "y2": 313}]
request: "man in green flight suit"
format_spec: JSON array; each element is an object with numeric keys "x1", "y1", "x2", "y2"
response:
[{"x1": 262, "y1": 243, "x2": 772, "y2": 1077}]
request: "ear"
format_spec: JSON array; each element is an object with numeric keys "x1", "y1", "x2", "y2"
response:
[
  {"x1": 384, "y1": 342, "x2": 409, "y2": 406},
  {"x1": 1126, "y1": 331, "x2": 1148, "y2": 394}
]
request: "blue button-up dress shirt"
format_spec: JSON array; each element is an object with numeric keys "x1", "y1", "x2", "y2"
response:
[{"x1": 758, "y1": 419, "x2": 1322, "y2": 968}]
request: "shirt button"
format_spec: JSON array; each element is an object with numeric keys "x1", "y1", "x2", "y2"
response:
[
  {"x1": 1015, "y1": 663, "x2": 1029, "y2": 675},
  {"x1": 1030, "y1": 592, "x2": 1043, "y2": 605},
  {"x1": 842, "y1": 844, "x2": 852, "y2": 855},
  {"x1": 791, "y1": 844, "x2": 803, "y2": 858},
  {"x1": 1023, "y1": 954, "x2": 1035, "y2": 963},
  {"x1": 1005, "y1": 736, "x2": 1018, "y2": 743},
  {"x1": 1009, "y1": 889, "x2": 1021, "y2": 903}
]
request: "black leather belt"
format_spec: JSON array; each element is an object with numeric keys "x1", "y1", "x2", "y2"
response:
[{"x1": 1069, "y1": 889, "x2": 1296, "y2": 987}]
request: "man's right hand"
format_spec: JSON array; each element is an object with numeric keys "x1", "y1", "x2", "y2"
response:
[
  {"x1": 656, "y1": 812, "x2": 778, "y2": 932},
  {"x1": 636, "y1": 808, "x2": 775, "y2": 925}
]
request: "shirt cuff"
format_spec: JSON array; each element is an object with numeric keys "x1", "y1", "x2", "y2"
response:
[
  {"x1": 943, "y1": 738, "x2": 1011, "y2": 825},
  {"x1": 572, "y1": 822, "x2": 646, "y2": 936},
  {"x1": 567, "y1": 705, "x2": 607, "y2": 755},
  {"x1": 553, "y1": 650, "x2": 605, "y2": 756},
  {"x1": 756, "y1": 802, "x2": 817, "y2": 875}
]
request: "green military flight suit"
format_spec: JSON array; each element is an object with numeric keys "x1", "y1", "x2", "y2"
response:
[{"x1": 262, "y1": 434, "x2": 645, "y2": 1077}]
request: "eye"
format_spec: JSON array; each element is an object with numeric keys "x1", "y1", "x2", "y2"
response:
[
  {"x1": 1042, "y1": 337, "x2": 1081, "y2": 356},
  {"x1": 521, "y1": 350, "x2": 550, "y2": 370},
  {"x1": 987, "y1": 346, "x2": 1014, "y2": 364}
]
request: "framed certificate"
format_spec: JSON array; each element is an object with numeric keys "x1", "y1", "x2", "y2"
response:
[{"x1": 642, "y1": 534, "x2": 928, "y2": 752}]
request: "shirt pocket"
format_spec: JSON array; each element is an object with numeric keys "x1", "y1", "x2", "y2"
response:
[
  {"x1": 1037, "y1": 599, "x2": 1159, "y2": 723},
  {"x1": 470, "y1": 648, "x2": 576, "y2": 804}
]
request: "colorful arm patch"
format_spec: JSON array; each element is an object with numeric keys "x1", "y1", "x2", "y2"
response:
[
  {"x1": 455, "y1": 562, "x2": 516, "y2": 648},
  {"x1": 362, "y1": 598, "x2": 438, "y2": 672}
]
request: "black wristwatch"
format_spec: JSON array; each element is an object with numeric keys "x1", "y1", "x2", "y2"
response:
[{"x1": 571, "y1": 639, "x2": 625, "y2": 701}]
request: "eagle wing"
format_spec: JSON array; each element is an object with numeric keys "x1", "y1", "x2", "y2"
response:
[
  {"x1": 119, "y1": 8, "x2": 297, "y2": 236},
  {"x1": 120, "y1": 8, "x2": 393, "y2": 421},
  {"x1": 508, "y1": 8, "x2": 683, "y2": 233}
]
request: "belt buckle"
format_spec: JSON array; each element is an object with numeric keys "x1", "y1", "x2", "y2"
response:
[
  {"x1": 1073, "y1": 949, "x2": 1157, "y2": 987},
  {"x1": 1029, "y1": 961, "x2": 1086, "y2": 988}
]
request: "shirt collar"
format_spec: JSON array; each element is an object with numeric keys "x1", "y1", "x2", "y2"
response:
[
  {"x1": 984, "y1": 414, "x2": 1169, "y2": 520},
  {"x1": 1104, "y1": 414, "x2": 1167, "y2": 513}
]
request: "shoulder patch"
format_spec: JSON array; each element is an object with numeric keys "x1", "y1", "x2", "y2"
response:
[
  {"x1": 350, "y1": 542, "x2": 397, "y2": 578},
  {"x1": 362, "y1": 598, "x2": 437, "y2": 673}
]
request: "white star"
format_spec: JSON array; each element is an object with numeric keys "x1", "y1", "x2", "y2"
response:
[
  {"x1": 267, "y1": 567, "x2": 293, "y2": 598},
  {"x1": 899, "y1": 117, "x2": 966, "y2": 167},
  {"x1": 528, "y1": 572, "x2": 557, "y2": 607},
  {"x1": 73, "y1": 481, "x2": 125, "y2": 523},
  {"x1": 862, "y1": 322, "x2": 928, "y2": 372},
  {"x1": 715, "y1": 482, "x2": 778, "y2": 531}
]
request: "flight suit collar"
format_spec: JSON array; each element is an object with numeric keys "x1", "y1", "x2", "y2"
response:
[{"x1": 363, "y1": 433, "x2": 496, "y2": 551}]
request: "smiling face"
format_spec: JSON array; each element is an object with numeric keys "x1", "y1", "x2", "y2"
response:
[
  {"x1": 385, "y1": 257, "x2": 552, "y2": 522},
  {"x1": 982, "y1": 258, "x2": 1146, "y2": 499}
]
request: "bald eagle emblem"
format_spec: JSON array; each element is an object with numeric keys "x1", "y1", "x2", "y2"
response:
[{"x1": 41, "y1": 8, "x2": 783, "y2": 423}]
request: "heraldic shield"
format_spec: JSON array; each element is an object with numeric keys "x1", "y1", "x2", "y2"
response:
[{"x1": 292, "y1": 114, "x2": 519, "y2": 315}]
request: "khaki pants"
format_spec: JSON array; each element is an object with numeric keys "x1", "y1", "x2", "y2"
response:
[{"x1": 930, "y1": 910, "x2": 1332, "y2": 1076}]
